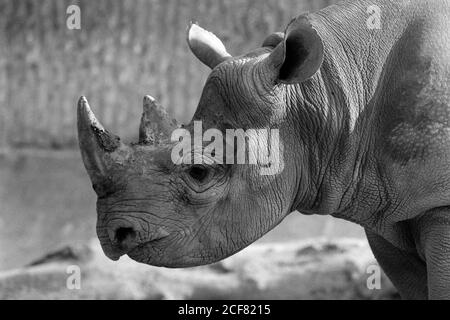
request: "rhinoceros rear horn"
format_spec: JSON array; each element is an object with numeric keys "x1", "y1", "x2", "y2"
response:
[
  {"x1": 187, "y1": 22, "x2": 231, "y2": 69},
  {"x1": 77, "y1": 96, "x2": 122, "y2": 187},
  {"x1": 139, "y1": 95, "x2": 178, "y2": 145},
  {"x1": 266, "y1": 16, "x2": 324, "y2": 84}
]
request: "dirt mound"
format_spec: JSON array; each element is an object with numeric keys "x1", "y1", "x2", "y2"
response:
[{"x1": 0, "y1": 238, "x2": 398, "y2": 300}]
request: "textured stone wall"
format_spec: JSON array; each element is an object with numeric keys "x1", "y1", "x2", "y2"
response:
[{"x1": 0, "y1": 0, "x2": 336, "y2": 149}]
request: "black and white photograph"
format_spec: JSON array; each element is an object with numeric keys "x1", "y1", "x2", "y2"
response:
[{"x1": 0, "y1": 0, "x2": 449, "y2": 306}]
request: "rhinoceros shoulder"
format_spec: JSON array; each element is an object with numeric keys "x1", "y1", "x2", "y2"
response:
[{"x1": 374, "y1": 14, "x2": 450, "y2": 165}]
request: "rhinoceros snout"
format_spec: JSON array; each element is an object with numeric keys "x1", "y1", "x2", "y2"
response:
[{"x1": 100, "y1": 218, "x2": 171, "y2": 261}]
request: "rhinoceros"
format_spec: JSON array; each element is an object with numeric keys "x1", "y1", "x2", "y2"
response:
[{"x1": 77, "y1": 0, "x2": 450, "y2": 299}]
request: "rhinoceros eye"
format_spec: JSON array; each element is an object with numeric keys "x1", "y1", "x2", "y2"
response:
[{"x1": 188, "y1": 165, "x2": 209, "y2": 182}]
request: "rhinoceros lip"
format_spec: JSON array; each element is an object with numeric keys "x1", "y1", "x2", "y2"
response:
[
  {"x1": 104, "y1": 250, "x2": 123, "y2": 261},
  {"x1": 102, "y1": 234, "x2": 169, "y2": 261},
  {"x1": 124, "y1": 235, "x2": 169, "y2": 259}
]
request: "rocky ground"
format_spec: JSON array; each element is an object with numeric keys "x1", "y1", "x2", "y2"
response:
[{"x1": 0, "y1": 238, "x2": 398, "y2": 300}]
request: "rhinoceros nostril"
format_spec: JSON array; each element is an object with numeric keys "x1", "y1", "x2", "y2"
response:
[{"x1": 114, "y1": 227, "x2": 136, "y2": 248}]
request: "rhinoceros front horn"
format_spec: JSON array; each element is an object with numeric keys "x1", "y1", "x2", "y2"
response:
[
  {"x1": 139, "y1": 95, "x2": 178, "y2": 145},
  {"x1": 77, "y1": 96, "x2": 122, "y2": 187}
]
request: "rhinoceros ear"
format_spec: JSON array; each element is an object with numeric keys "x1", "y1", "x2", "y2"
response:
[
  {"x1": 262, "y1": 32, "x2": 285, "y2": 48},
  {"x1": 187, "y1": 22, "x2": 232, "y2": 69},
  {"x1": 267, "y1": 16, "x2": 324, "y2": 84}
]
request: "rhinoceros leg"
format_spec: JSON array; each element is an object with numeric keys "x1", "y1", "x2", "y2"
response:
[
  {"x1": 415, "y1": 209, "x2": 450, "y2": 299},
  {"x1": 365, "y1": 229, "x2": 428, "y2": 299}
]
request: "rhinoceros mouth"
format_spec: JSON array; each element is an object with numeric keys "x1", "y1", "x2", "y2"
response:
[
  {"x1": 99, "y1": 233, "x2": 170, "y2": 262},
  {"x1": 103, "y1": 249, "x2": 123, "y2": 261},
  {"x1": 124, "y1": 236, "x2": 170, "y2": 259}
]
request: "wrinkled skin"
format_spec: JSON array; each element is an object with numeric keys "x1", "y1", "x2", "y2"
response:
[
  {"x1": 78, "y1": 0, "x2": 450, "y2": 299},
  {"x1": 92, "y1": 62, "x2": 299, "y2": 267}
]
